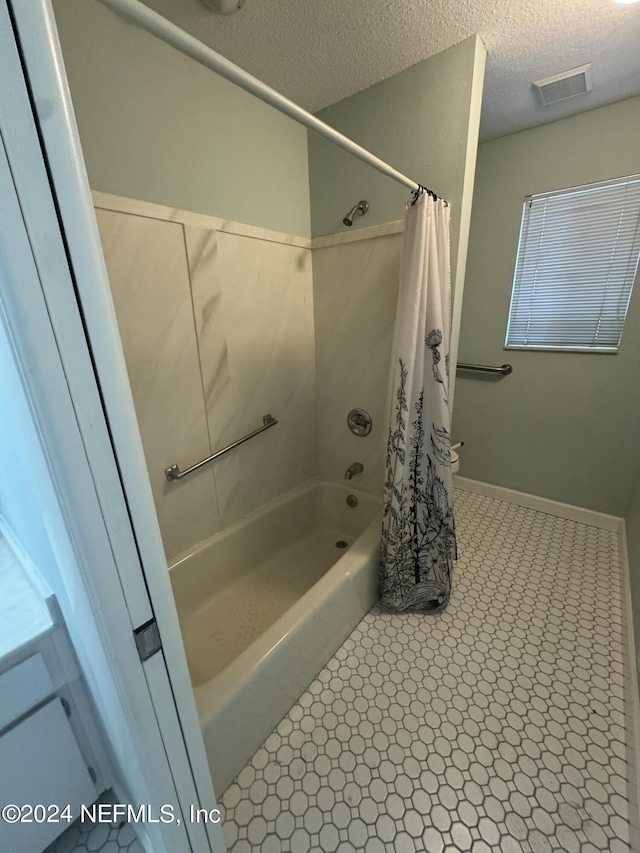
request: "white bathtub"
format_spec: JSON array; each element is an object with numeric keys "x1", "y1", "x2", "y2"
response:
[{"x1": 169, "y1": 479, "x2": 382, "y2": 794}]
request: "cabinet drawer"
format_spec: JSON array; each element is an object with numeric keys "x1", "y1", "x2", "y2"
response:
[
  {"x1": 0, "y1": 699, "x2": 97, "y2": 852},
  {"x1": 0, "y1": 653, "x2": 53, "y2": 731}
]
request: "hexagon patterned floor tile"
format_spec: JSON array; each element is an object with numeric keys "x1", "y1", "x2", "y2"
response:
[
  {"x1": 43, "y1": 791, "x2": 144, "y2": 853},
  {"x1": 220, "y1": 488, "x2": 631, "y2": 852}
]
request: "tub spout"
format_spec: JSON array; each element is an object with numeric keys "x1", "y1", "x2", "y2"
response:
[{"x1": 345, "y1": 462, "x2": 364, "y2": 480}]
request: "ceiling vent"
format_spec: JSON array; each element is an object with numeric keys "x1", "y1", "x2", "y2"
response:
[{"x1": 533, "y1": 64, "x2": 593, "y2": 106}]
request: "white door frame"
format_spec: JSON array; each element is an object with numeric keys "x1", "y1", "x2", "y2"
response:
[{"x1": 0, "y1": 2, "x2": 225, "y2": 851}]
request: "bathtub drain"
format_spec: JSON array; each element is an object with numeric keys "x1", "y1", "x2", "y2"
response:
[{"x1": 335, "y1": 540, "x2": 349, "y2": 549}]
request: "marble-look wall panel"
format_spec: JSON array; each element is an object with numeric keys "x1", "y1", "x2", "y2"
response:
[
  {"x1": 312, "y1": 234, "x2": 402, "y2": 497},
  {"x1": 184, "y1": 226, "x2": 244, "y2": 528},
  {"x1": 217, "y1": 233, "x2": 317, "y2": 514},
  {"x1": 98, "y1": 196, "x2": 321, "y2": 553},
  {"x1": 96, "y1": 209, "x2": 220, "y2": 561}
]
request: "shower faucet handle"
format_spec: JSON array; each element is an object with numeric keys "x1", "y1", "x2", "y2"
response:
[{"x1": 347, "y1": 408, "x2": 372, "y2": 436}]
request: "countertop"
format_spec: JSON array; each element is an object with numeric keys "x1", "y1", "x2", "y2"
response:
[{"x1": 0, "y1": 528, "x2": 54, "y2": 662}]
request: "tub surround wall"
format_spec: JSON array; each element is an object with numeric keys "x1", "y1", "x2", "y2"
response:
[
  {"x1": 312, "y1": 228, "x2": 403, "y2": 497},
  {"x1": 53, "y1": 0, "x2": 311, "y2": 236},
  {"x1": 96, "y1": 195, "x2": 446, "y2": 551},
  {"x1": 96, "y1": 210, "x2": 221, "y2": 560},
  {"x1": 97, "y1": 191, "x2": 399, "y2": 555},
  {"x1": 215, "y1": 234, "x2": 317, "y2": 516},
  {"x1": 454, "y1": 96, "x2": 640, "y2": 516},
  {"x1": 95, "y1": 193, "x2": 316, "y2": 562},
  {"x1": 184, "y1": 226, "x2": 239, "y2": 529}
]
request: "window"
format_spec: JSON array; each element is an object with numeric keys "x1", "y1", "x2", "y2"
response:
[{"x1": 505, "y1": 174, "x2": 640, "y2": 352}]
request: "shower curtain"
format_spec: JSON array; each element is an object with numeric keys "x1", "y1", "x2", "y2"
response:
[{"x1": 380, "y1": 191, "x2": 457, "y2": 612}]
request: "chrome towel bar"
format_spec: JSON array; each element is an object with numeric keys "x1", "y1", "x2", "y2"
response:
[
  {"x1": 165, "y1": 413, "x2": 278, "y2": 481},
  {"x1": 457, "y1": 362, "x2": 513, "y2": 376}
]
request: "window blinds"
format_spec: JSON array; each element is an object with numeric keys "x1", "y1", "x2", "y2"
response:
[{"x1": 505, "y1": 175, "x2": 640, "y2": 351}]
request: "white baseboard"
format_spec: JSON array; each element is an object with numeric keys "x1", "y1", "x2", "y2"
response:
[
  {"x1": 618, "y1": 523, "x2": 640, "y2": 852},
  {"x1": 453, "y1": 475, "x2": 622, "y2": 532}
]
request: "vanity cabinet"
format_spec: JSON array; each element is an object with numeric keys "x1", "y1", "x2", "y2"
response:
[
  {"x1": 0, "y1": 698, "x2": 98, "y2": 853},
  {"x1": 0, "y1": 526, "x2": 104, "y2": 852}
]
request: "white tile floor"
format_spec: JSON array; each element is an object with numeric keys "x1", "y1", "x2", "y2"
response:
[
  {"x1": 220, "y1": 488, "x2": 631, "y2": 852},
  {"x1": 43, "y1": 791, "x2": 144, "y2": 853}
]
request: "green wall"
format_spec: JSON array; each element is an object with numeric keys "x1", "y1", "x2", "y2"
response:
[
  {"x1": 454, "y1": 96, "x2": 640, "y2": 515},
  {"x1": 309, "y1": 37, "x2": 484, "y2": 253},
  {"x1": 309, "y1": 36, "x2": 486, "y2": 406},
  {"x1": 627, "y1": 473, "x2": 640, "y2": 668},
  {"x1": 53, "y1": 0, "x2": 311, "y2": 236}
]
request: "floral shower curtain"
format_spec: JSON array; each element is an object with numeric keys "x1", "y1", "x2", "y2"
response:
[{"x1": 380, "y1": 191, "x2": 457, "y2": 613}]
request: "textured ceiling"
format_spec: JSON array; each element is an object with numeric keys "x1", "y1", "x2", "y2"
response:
[{"x1": 140, "y1": 0, "x2": 640, "y2": 140}]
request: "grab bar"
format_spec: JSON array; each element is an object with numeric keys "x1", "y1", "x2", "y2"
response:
[
  {"x1": 457, "y1": 362, "x2": 513, "y2": 376},
  {"x1": 164, "y1": 413, "x2": 278, "y2": 481}
]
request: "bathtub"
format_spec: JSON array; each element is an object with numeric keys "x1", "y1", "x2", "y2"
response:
[{"x1": 169, "y1": 479, "x2": 382, "y2": 794}]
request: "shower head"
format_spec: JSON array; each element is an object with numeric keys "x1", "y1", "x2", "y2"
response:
[
  {"x1": 343, "y1": 200, "x2": 369, "y2": 227},
  {"x1": 200, "y1": 0, "x2": 246, "y2": 13}
]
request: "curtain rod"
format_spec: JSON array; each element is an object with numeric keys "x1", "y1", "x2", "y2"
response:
[{"x1": 98, "y1": 0, "x2": 439, "y2": 199}]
